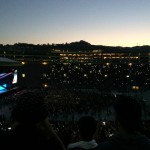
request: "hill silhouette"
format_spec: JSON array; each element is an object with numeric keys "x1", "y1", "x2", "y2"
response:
[{"x1": 0, "y1": 40, "x2": 150, "y2": 55}]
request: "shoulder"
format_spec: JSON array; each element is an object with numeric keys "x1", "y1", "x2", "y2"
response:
[
  {"x1": 67, "y1": 141, "x2": 82, "y2": 150},
  {"x1": 67, "y1": 140, "x2": 99, "y2": 150}
]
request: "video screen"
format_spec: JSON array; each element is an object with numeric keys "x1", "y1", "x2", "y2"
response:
[
  {"x1": 12, "y1": 70, "x2": 17, "y2": 84},
  {"x1": 0, "y1": 69, "x2": 18, "y2": 91}
]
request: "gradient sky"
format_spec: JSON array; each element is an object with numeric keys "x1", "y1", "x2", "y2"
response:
[{"x1": 0, "y1": 0, "x2": 150, "y2": 47}]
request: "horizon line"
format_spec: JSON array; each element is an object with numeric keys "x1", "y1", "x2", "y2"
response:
[{"x1": 1, "y1": 40, "x2": 150, "y2": 48}]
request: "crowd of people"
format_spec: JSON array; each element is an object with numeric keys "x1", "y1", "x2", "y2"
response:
[
  {"x1": 0, "y1": 88, "x2": 150, "y2": 149},
  {"x1": 39, "y1": 63, "x2": 150, "y2": 91}
]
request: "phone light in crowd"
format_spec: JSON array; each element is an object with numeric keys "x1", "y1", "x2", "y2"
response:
[
  {"x1": 43, "y1": 84, "x2": 48, "y2": 88},
  {"x1": 109, "y1": 133, "x2": 114, "y2": 137},
  {"x1": 132, "y1": 86, "x2": 139, "y2": 90},
  {"x1": 42, "y1": 62, "x2": 48, "y2": 65},
  {"x1": 22, "y1": 74, "x2": 25, "y2": 78},
  {"x1": 21, "y1": 61, "x2": 26, "y2": 65},
  {"x1": 104, "y1": 74, "x2": 108, "y2": 77},
  {"x1": 128, "y1": 63, "x2": 132, "y2": 67},
  {"x1": 84, "y1": 74, "x2": 87, "y2": 77},
  {"x1": 64, "y1": 74, "x2": 67, "y2": 77},
  {"x1": 8, "y1": 127, "x2": 11, "y2": 130},
  {"x1": 102, "y1": 121, "x2": 106, "y2": 125}
]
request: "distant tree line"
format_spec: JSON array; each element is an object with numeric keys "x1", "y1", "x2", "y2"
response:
[{"x1": 0, "y1": 40, "x2": 150, "y2": 55}]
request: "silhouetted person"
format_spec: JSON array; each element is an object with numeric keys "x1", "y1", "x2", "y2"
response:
[
  {"x1": 0, "y1": 91, "x2": 66, "y2": 150},
  {"x1": 67, "y1": 116, "x2": 98, "y2": 150},
  {"x1": 98, "y1": 95, "x2": 150, "y2": 150}
]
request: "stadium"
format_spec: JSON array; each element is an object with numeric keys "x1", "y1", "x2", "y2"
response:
[{"x1": 0, "y1": 49, "x2": 150, "y2": 147}]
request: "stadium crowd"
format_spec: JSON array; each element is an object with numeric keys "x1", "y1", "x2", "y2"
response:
[{"x1": 0, "y1": 88, "x2": 150, "y2": 149}]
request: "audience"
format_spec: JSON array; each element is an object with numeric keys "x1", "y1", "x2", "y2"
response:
[
  {"x1": 0, "y1": 91, "x2": 66, "y2": 150},
  {"x1": 0, "y1": 89, "x2": 150, "y2": 149},
  {"x1": 98, "y1": 95, "x2": 150, "y2": 150},
  {"x1": 67, "y1": 116, "x2": 98, "y2": 150}
]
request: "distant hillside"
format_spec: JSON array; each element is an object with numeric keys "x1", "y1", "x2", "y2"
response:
[{"x1": 0, "y1": 40, "x2": 150, "y2": 55}]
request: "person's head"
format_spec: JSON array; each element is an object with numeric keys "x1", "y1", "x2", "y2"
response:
[
  {"x1": 12, "y1": 90, "x2": 48, "y2": 124},
  {"x1": 113, "y1": 95, "x2": 142, "y2": 133},
  {"x1": 78, "y1": 116, "x2": 97, "y2": 141}
]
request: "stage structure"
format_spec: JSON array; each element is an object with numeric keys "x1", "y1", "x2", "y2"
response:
[{"x1": 0, "y1": 57, "x2": 21, "y2": 94}]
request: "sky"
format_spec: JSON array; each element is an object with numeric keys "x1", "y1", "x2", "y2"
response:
[{"x1": 0, "y1": 0, "x2": 150, "y2": 47}]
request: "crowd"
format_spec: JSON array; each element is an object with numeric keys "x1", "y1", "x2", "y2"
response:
[
  {"x1": 0, "y1": 88, "x2": 150, "y2": 149},
  {"x1": 39, "y1": 63, "x2": 150, "y2": 91}
]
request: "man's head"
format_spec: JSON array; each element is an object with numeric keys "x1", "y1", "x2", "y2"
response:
[
  {"x1": 113, "y1": 95, "x2": 142, "y2": 132},
  {"x1": 12, "y1": 90, "x2": 48, "y2": 124},
  {"x1": 78, "y1": 116, "x2": 97, "y2": 141}
]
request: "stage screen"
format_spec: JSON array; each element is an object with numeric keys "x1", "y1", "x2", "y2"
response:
[
  {"x1": 0, "y1": 69, "x2": 18, "y2": 93},
  {"x1": 12, "y1": 69, "x2": 17, "y2": 84}
]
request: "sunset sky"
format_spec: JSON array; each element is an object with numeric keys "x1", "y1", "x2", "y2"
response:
[{"x1": 0, "y1": 0, "x2": 150, "y2": 47}]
